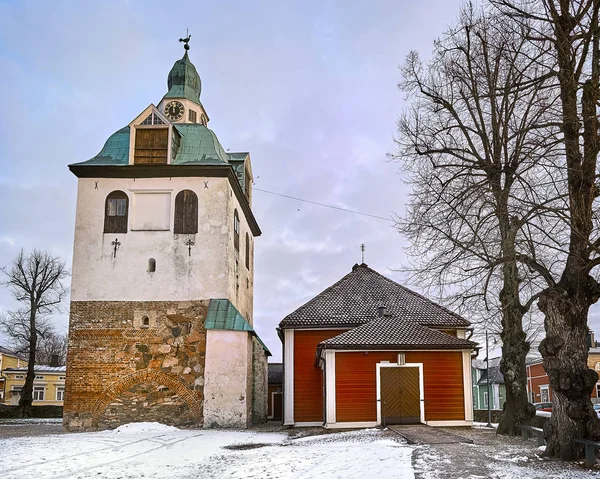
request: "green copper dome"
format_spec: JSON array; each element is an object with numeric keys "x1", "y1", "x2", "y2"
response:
[{"x1": 164, "y1": 51, "x2": 201, "y2": 104}]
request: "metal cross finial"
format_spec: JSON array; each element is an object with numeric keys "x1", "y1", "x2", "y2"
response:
[
  {"x1": 360, "y1": 244, "x2": 365, "y2": 263},
  {"x1": 112, "y1": 238, "x2": 121, "y2": 258},
  {"x1": 179, "y1": 29, "x2": 191, "y2": 51},
  {"x1": 185, "y1": 238, "x2": 195, "y2": 257}
]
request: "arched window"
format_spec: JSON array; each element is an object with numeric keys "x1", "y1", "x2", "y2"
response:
[
  {"x1": 147, "y1": 258, "x2": 156, "y2": 272},
  {"x1": 245, "y1": 233, "x2": 250, "y2": 269},
  {"x1": 234, "y1": 209, "x2": 240, "y2": 251},
  {"x1": 142, "y1": 316, "x2": 150, "y2": 327},
  {"x1": 104, "y1": 191, "x2": 128, "y2": 233},
  {"x1": 174, "y1": 190, "x2": 198, "y2": 234}
]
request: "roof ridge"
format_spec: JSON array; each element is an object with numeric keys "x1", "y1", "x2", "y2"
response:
[{"x1": 358, "y1": 265, "x2": 468, "y2": 323}]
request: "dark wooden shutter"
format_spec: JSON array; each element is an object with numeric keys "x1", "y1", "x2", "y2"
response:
[
  {"x1": 245, "y1": 233, "x2": 250, "y2": 269},
  {"x1": 104, "y1": 191, "x2": 128, "y2": 233},
  {"x1": 134, "y1": 128, "x2": 169, "y2": 164},
  {"x1": 234, "y1": 210, "x2": 240, "y2": 251},
  {"x1": 174, "y1": 190, "x2": 198, "y2": 234}
]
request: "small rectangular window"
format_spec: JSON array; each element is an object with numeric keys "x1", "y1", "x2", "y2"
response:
[
  {"x1": 35, "y1": 376, "x2": 44, "y2": 380},
  {"x1": 189, "y1": 110, "x2": 197, "y2": 123}
]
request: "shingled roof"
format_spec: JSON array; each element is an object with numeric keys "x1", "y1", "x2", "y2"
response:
[
  {"x1": 279, "y1": 263, "x2": 470, "y2": 329},
  {"x1": 319, "y1": 316, "x2": 475, "y2": 351},
  {"x1": 268, "y1": 363, "x2": 283, "y2": 383}
]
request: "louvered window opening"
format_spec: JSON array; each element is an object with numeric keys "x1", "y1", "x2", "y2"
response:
[
  {"x1": 104, "y1": 191, "x2": 128, "y2": 233},
  {"x1": 189, "y1": 109, "x2": 197, "y2": 123},
  {"x1": 134, "y1": 128, "x2": 169, "y2": 164},
  {"x1": 174, "y1": 190, "x2": 198, "y2": 234}
]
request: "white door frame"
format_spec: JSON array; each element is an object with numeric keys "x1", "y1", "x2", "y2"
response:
[{"x1": 376, "y1": 362, "x2": 424, "y2": 425}]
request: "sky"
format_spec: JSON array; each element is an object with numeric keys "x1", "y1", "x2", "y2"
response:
[{"x1": 1, "y1": 0, "x2": 598, "y2": 362}]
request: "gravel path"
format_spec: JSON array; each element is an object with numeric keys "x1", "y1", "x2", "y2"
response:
[
  {"x1": 0, "y1": 418, "x2": 64, "y2": 438},
  {"x1": 410, "y1": 426, "x2": 600, "y2": 478}
]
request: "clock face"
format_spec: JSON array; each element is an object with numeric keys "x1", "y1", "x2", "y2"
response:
[{"x1": 164, "y1": 101, "x2": 185, "y2": 121}]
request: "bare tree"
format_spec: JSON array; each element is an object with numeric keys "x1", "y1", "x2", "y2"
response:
[
  {"x1": 36, "y1": 331, "x2": 68, "y2": 367},
  {"x1": 489, "y1": 0, "x2": 600, "y2": 459},
  {"x1": 393, "y1": 4, "x2": 563, "y2": 435},
  {"x1": 1, "y1": 250, "x2": 69, "y2": 416}
]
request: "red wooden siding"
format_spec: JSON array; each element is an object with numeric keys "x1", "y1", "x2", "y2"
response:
[
  {"x1": 335, "y1": 351, "x2": 465, "y2": 423},
  {"x1": 336, "y1": 352, "x2": 397, "y2": 422},
  {"x1": 527, "y1": 362, "x2": 552, "y2": 402},
  {"x1": 405, "y1": 351, "x2": 465, "y2": 421},
  {"x1": 293, "y1": 330, "x2": 347, "y2": 422}
]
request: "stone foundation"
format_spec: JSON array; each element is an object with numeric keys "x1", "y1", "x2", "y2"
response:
[{"x1": 64, "y1": 300, "x2": 208, "y2": 431}]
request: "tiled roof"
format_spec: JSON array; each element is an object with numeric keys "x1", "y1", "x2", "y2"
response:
[
  {"x1": 268, "y1": 363, "x2": 283, "y2": 383},
  {"x1": 3, "y1": 366, "x2": 66, "y2": 373},
  {"x1": 476, "y1": 365, "x2": 504, "y2": 385},
  {"x1": 280, "y1": 264, "x2": 470, "y2": 329},
  {"x1": 472, "y1": 357, "x2": 501, "y2": 370},
  {"x1": 319, "y1": 316, "x2": 474, "y2": 350}
]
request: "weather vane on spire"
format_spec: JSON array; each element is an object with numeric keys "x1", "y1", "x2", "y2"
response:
[{"x1": 179, "y1": 28, "x2": 191, "y2": 51}]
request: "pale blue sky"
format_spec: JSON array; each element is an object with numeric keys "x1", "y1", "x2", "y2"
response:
[{"x1": 2, "y1": 0, "x2": 586, "y2": 361}]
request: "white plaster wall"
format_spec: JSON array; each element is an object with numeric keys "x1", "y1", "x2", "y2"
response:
[
  {"x1": 225, "y1": 183, "x2": 255, "y2": 325},
  {"x1": 203, "y1": 330, "x2": 251, "y2": 427},
  {"x1": 71, "y1": 176, "x2": 230, "y2": 302}
]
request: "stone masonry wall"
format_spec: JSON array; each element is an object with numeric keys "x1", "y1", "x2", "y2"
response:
[
  {"x1": 251, "y1": 336, "x2": 268, "y2": 424},
  {"x1": 64, "y1": 300, "x2": 208, "y2": 431}
]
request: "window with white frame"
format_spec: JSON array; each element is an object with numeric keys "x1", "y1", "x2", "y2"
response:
[
  {"x1": 483, "y1": 392, "x2": 489, "y2": 408},
  {"x1": 33, "y1": 386, "x2": 45, "y2": 401},
  {"x1": 540, "y1": 386, "x2": 550, "y2": 403},
  {"x1": 59, "y1": 376, "x2": 66, "y2": 380},
  {"x1": 56, "y1": 387, "x2": 65, "y2": 401},
  {"x1": 35, "y1": 375, "x2": 44, "y2": 380},
  {"x1": 14, "y1": 374, "x2": 24, "y2": 379}
]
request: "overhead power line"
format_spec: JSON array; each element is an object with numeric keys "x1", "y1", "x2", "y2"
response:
[{"x1": 253, "y1": 188, "x2": 393, "y2": 222}]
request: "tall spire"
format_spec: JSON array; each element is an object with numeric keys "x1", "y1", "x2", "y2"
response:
[{"x1": 164, "y1": 34, "x2": 201, "y2": 104}]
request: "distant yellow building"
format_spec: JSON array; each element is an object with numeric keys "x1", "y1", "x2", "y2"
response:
[
  {"x1": 0, "y1": 346, "x2": 28, "y2": 403},
  {"x1": 1, "y1": 362, "x2": 66, "y2": 406}
]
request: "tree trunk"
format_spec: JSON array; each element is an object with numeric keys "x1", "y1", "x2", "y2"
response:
[
  {"x1": 19, "y1": 310, "x2": 37, "y2": 418},
  {"x1": 497, "y1": 313, "x2": 535, "y2": 434},
  {"x1": 539, "y1": 286, "x2": 600, "y2": 460}
]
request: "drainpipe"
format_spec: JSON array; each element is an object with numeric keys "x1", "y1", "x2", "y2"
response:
[
  {"x1": 486, "y1": 331, "x2": 492, "y2": 427},
  {"x1": 320, "y1": 347, "x2": 327, "y2": 428}
]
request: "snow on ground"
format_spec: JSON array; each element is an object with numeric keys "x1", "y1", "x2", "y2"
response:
[{"x1": 0, "y1": 423, "x2": 415, "y2": 479}]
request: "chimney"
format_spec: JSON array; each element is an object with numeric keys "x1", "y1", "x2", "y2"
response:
[
  {"x1": 50, "y1": 354, "x2": 59, "y2": 367},
  {"x1": 377, "y1": 306, "x2": 386, "y2": 318}
]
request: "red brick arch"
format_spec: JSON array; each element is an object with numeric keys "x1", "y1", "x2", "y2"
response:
[{"x1": 91, "y1": 369, "x2": 201, "y2": 423}]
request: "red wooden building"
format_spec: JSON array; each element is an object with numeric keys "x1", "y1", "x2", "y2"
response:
[
  {"x1": 278, "y1": 264, "x2": 476, "y2": 428},
  {"x1": 527, "y1": 346, "x2": 600, "y2": 404}
]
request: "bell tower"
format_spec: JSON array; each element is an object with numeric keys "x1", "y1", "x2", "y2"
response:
[{"x1": 63, "y1": 37, "x2": 269, "y2": 432}]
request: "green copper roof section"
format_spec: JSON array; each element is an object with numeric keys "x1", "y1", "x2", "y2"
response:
[
  {"x1": 72, "y1": 124, "x2": 232, "y2": 167},
  {"x1": 205, "y1": 299, "x2": 253, "y2": 331},
  {"x1": 163, "y1": 51, "x2": 202, "y2": 105},
  {"x1": 172, "y1": 124, "x2": 229, "y2": 165},
  {"x1": 77, "y1": 127, "x2": 130, "y2": 165},
  {"x1": 205, "y1": 299, "x2": 271, "y2": 355}
]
